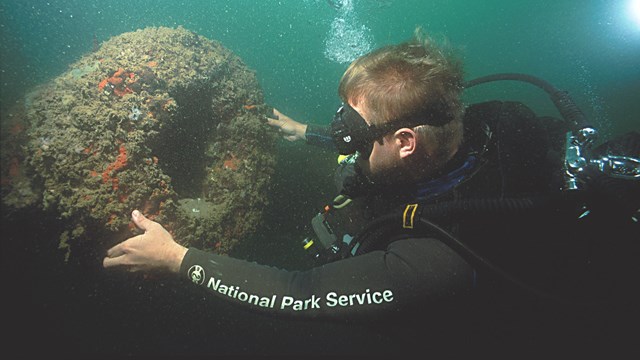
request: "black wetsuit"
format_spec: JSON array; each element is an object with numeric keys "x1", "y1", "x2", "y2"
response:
[
  {"x1": 181, "y1": 230, "x2": 475, "y2": 318},
  {"x1": 179, "y1": 101, "x2": 638, "y2": 324}
]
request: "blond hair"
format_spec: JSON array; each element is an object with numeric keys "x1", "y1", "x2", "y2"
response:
[{"x1": 338, "y1": 28, "x2": 465, "y2": 166}]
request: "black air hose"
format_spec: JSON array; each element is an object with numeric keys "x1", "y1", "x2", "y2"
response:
[
  {"x1": 354, "y1": 197, "x2": 554, "y2": 256},
  {"x1": 353, "y1": 203, "x2": 567, "y2": 303},
  {"x1": 464, "y1": 73, "x2": 592, "y2": 132}
]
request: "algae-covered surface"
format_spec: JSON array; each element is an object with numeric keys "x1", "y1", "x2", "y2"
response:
[{"x1": 0, "y1": 26, "x2": 277, "y2": 257}]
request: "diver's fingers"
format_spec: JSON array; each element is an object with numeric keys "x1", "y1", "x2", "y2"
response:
[
  {"x1": 131, "y1": 209, "x2": 154, "y2": 232},
  {"x1": 106, "y1": 236, "x2": 136, "y2": 258},
  {"x1": 103, "y1": 245, "x2": 138, "y2": 268},
  {"x1": 102, "y1": 253, "x2": 143, "y2": 271},
  {"x1": 266, "y1": 117, "x2": 283, "y2": 128},
  {"x1": 266, "y1": 108, "x2": 281, "y2": 122},
  {"x1": 104, "y1": 234, "x2": 146, "y2": 268},
  {"x1": 103, "y1": 254, "x2": 126, "y2": 268},
  {"x1": 106, "y1": 242, "x2": 126, "y2": 259}
]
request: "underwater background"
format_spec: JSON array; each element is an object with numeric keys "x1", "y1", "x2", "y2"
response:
[{"x1": 1, "y1": 0, "x2": 639, "y2": 356}]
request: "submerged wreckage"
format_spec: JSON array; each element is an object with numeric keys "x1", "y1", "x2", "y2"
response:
[{"x1": 1, "y1": 27, "x2": 278, "y2": 259}]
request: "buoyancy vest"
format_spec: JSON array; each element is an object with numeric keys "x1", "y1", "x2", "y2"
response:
[
  {"x1": 307, "y1": 101, "x2": 578, "y2": 285},
  {"x1": 308, "y1": 100, "x2": 640, "y2": 302}
]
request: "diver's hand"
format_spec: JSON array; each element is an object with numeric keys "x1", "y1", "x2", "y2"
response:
[
  {"x1": 267, "y1": 108, "x2": 308, "y2": 142},
  {"x1": 103, "y1": 210, "x2": 187, "y2": 274}
]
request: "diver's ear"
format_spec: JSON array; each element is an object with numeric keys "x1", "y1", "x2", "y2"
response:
[{"x1": 395, "y1": 128, "x2": 417, "y2": 159}]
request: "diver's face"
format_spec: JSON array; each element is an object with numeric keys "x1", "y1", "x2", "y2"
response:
[{"x1": 350, "y1": 103, "x2": 402, "y2": 184}]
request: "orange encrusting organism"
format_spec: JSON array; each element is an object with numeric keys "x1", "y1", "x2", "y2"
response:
[
  {"x1": 102, "y1": 144, "x2": 128, "y2": 191},
  {"x1": 97, "y1": 68, "x2": 135, "y2": 97},
  {"x1": 98, "y1": 78, "x2": 109, "y2": 91},
  {"x1": 223, "y1": 153, "x2": 239, "y2": 170}
]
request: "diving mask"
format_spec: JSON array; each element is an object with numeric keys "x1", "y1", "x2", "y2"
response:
[{"x1": 329, "y1": 102, "x2": 453, "y2": 157}]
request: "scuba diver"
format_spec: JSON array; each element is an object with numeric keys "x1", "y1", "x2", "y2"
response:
[{"x1": 103, "y1": 28, "x2": 639, "y2": 352}]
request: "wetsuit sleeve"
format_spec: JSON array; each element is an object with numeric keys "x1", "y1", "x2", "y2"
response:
[
  {"x1": 179, "y1": 236, "x2": 476, "y2": 320},
  {"x1": 305, "y1": 124, "x2": 335, "y2": 150}
]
